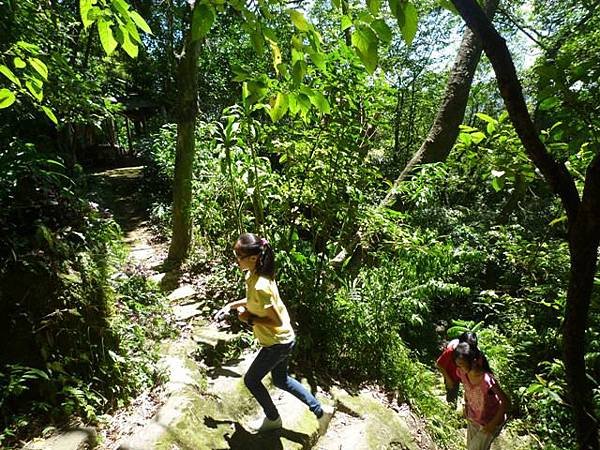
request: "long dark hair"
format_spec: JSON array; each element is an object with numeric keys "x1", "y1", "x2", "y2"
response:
[
  {"x1": 453, "y1": 341, "x2": 492, "y2": 373},
  {"x1": 235, "y1": 233, "x2": 275, "y2": 279}
]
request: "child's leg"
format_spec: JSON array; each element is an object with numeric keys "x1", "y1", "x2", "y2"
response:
[
  {"x1": 244, "y1": 346, "x2": 286, "y2": 420},
  {"x1": 270, "y1": 345, "x2": 323, "y2": 417},
  {"x1": 467, "y1": 421, "x2": 496, "y2": 450}
]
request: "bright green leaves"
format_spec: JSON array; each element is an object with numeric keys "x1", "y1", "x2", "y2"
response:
[
  {"x1": 0, "y1": 65, "x2": 21, "y2": 87},
  {"x1": 352, "y1": 27, "x2": 379, "y2": 74},
  {"x1": 41, "y1": 105, "x2": 58, "y2": 124},
  {"x1": 192, "y1": 3, "x2": 216, "y2": 41},
  {"x1": 0, "y1": 88, "x2": 16, "y2": 108},
  {"x1": 371, "y1": 19, "x2": 392, "y2": 43},
  {"x1": 288, "y1": 10, "x2": 311, "y2": 32},
  {"x1": 388, "y1": 0, "x2": 418, "y2": 45},
  {"x1": 98, "y1": 19, "x2": 118, "y2": 55},
  {"x1": 268, "y1": 92, "x2": 289, "y2": 122},
  {"x1": 1, "y1": 44, "x2": 56, "y2": 121},
  {"x1": 28, "y1": 58, "x2": 48, "y2": 80},
  {"x1": 80, "y1": 0, "x2": 152, "y2": 58}
]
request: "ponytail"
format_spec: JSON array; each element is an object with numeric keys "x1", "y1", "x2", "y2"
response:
[{"x1": 235, "y1": 233, "x2": 275, "y2": 279}]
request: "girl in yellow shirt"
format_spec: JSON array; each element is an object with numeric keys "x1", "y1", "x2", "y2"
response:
[{"x1": 216, "y1": 233, "x2": 332, "y2": 433}]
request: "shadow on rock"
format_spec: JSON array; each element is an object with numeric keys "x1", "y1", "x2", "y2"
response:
[{"x1": 204, "y1": 416, "x2": 311, "y2": 450}]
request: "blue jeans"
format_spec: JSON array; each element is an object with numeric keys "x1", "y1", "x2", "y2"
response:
[{"x1": 244, "y1": 341, "x2": 323, "y2": 420}]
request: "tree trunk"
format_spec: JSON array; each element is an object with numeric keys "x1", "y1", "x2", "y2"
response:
[
  {"x1": 167, "y1": 13, "x2": 203, "y2": 265},
  {"x1": 382, "y1": 0, "x2": 499, "y2": 208},
  {"x1": 450, "y1": 1, "x2": 600, "y2": 448}
]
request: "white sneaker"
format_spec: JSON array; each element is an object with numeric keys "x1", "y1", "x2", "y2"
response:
[
  {"x1": 248, "y1": 415, "x2": 282, "y2": 433},
  {"x1": 317, "y1": 404, "x2": 335, "y2": 435}
]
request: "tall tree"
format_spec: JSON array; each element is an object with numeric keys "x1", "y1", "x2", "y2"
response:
[
  {"x1": 167, "y1": 2, "x2": 205, "y2": 264},
  {"x1": 449, "y1": 1, "x2": 600, "y2": 448}
]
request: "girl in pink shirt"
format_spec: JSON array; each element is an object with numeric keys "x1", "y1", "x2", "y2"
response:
[{"x1": 454, "y1": 342, "x2": 510, "y2": 450}]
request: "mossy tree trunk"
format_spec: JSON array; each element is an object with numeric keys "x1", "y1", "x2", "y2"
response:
[{"x1": 167, "y1": 5, "x2": 203, "y2": 265}]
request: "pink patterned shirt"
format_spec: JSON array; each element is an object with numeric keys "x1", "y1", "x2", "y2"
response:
[{"x1": 457, "y1": 369, "x2": 503, "y2": 426}]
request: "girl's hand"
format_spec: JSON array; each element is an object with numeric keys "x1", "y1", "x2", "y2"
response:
[
  {"x1": 237, "y1": 307, "x2": 252, "y2": 324},
  {"x1": 213, "y1": 306, "x2": 230, "y2": 321}
]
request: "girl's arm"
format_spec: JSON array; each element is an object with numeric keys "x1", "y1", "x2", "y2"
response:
[
  {"x1": 436, "y1": 362, "x2": 456, "y2": 388},
  {"x1": 483, "y1": 382, "x2": 510, "y2": 434},
  {"x1": 240, "y1": 304, "x2": 282, "y2": 327},
  {"x1": 214, "y1": 299, "x2": 247, "y2": 320}
]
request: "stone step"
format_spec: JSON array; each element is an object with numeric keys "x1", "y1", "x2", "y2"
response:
[
  {"x1": 166, "y1": 284, "x2": 196, "y2": 302},
  {"x1": 23, "y1": 427, "x2": 97, "y2": 450},
  {"x1": 314, "y1": 387, "x2": 423, "y2": 450}
]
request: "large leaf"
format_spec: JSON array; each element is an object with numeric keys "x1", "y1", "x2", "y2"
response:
[
  {"x1": 0, "y1": 65, "x2": 21, "y2": 87},
  {"x1": 268, "y1": 92, "x2": 289, "y2": 122},
  {"x1": 308, "y1": 90, "x2": 330, "y2": 114},
  {"x1": 371, "y1": 19, "x2": 392, "y2": 43},
  {"x1": 129, "y1": 10, "x2": 152, "y2": 34},
  {"x1": 292, "y1": 60, "x2": 306, "y2": 86},
  {"x1": 267, "y1": 38, "x2": 282, "y2": 74},
  {"x1": 400, "y1": 2, "x2": 418, "y2": 45},
  {"x1": 117, "y1": 26, "x2": 139, "y2": 58},
  {"x1": 288, "y1": 10, "x2": 310, "y2": 32},
  {"x1": 351, "y1": 27, "x2": 379, "y2": 73},
  {"x1": 367, "y1": 0, "x2": 381, "y2": 15},
  {"x1": 125, "y1": 17, "x2": 142, "y2": 43},
  {"x1": 28, "y1": 58, "x2": 48, "y2": 80},
  {"x1": 192, "y1": 3, "x2": 216, "y2": 41},
  {"x1": 26, "y1": 79, "x2": 43, "y2": 101},
  {"x1": 80, "y1": 0, "x2": 94, "y2": 28},
  {"x1": 41, "y1": 106, "x2": 58, "y2": 124},
  {"x1": 0, "y1": 88, "x2": 16, "y2": 108},
  {"x1": 98, "y1": 19, "x2": 118, "y2": 55},
  {"x1": 341, "y1": 15, "x2": 353, "y2": 31},
  {"x1": 308, "y1": 51, "x2": 326, "y2": 71},
  {"x1": 110, "y1": 0, "x2": 130, "y2": 18}
]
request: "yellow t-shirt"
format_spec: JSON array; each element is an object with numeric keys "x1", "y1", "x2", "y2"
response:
[{"x1": 245, "y1": 272, "x2": 295, "y2": 347}]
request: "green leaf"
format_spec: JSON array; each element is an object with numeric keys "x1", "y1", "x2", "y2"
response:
[
  {"x1": 367, "y1": 0, "x2": 381, "y2": 15},
  {"x1": 539, "y1": 96, "x2": 560, "y2": 111},
  {"x1": 98, "y1": 19, "x2": 118, "y2": 55},
  {"x1": 309, "y1": 90, "x2": 330, "y2": 114},
  {"x1": 331, "y1": 0, "x2": 341, "y2": 9},
  {"x1": 268, "y1": 92, "x2": 289, "y2": 122},
  {"x1": 125, "y1": 17, "x2": 142, "y2": 44},
  {"x1": 471, "y1": 131, "x2": 486, "y2": 144},
  {"x1": 192, "y1": 3, "x2": 216, "y2": 41},
  {"x1": 13, "y1": 57, "x2": 26, "y2": 69},
  {"x1": 28, "y1": 58, "x2": 48, "y2": 80},
  {"x1": 352, "y1": 28, "x2": 378, "y2": 73},
  {"x1": 308, "y1": 52, "x2": 326, "y2": 71},
  {"x1": 371, "y1": 19, "x2": 392, "y2": 43},
  {"x1": 110, "y1": 0, "x2": 130, "y2": 18},
  {"x1": 439, "y1": 0, "x2": 457, "y2": 13},
  {"x1": 117, "y1": 26, "x2": 139, "y2": 58},
  {"x1": 26, "y1": 79, "x2": 43, "y2": 101},
  {"x1": 41, "y1": 106, "x2": 58, "y2": 124},
  {"x1": 486, "y1": 122, "x2": 496, "y2": 134},
  {"x1": 288, "y1": 93, "x2": 299, "y2": 116},
  {"x1": 475, "y1": 112, "x2": 496, "y2": 124},
  {"x1": 80, "y1": 0, "x2": 94, "y2": 28},
  {"x1": 288, "y1": 9, "x2": 310, "y2": 32},
  {"x1": 0, "y1": 65, "x2": 21, "y2": 87},
  {"x1": 250, "y1": 31, "x2": 265, "y2": 54},
  {"x1": 400, "y1": 2, "x2": 418, "y2": 45},
  {"x1": 491, "y1": 176, "x2": 504, "y2": 192},
  {"x1": 341, "y1": 15, "x2": 353, "y2": 31},
  {"x1": 0, "y1": 88, "x2": 16, "y2": 108},
  {"x1": 129, "y1": 10, "x2": 152, "y2": 34},
  {"x1": 292, "y1": 60, "x2": 306, "y2": 86}
]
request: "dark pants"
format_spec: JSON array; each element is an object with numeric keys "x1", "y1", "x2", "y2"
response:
[{"x1": 244, "y1": 341, "x2": 323, "y2": 420}]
